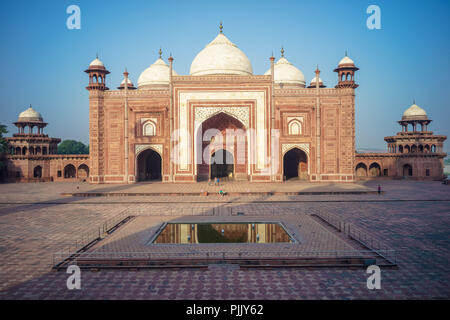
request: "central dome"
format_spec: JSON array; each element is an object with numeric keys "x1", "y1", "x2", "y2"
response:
[{"x1": 190, "y1": 32, "x2": 253, "y2": 76}]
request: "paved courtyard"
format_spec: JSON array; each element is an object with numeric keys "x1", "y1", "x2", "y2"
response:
[{"x1": 0, "y1": 180, "x2": 449, "y2": 299}]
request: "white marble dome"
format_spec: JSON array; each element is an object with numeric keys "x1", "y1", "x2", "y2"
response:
[
  {"x1": 190, "y1": 33, "x2": 253, "y2": 76},
  {"x1": 264, "y1": 57, "x2": 305, "y2": 86},
  {"x1": 18, "y1": 106, "x2": 43, "y2": 122},
  {"x1": 402, "y1": 103, "x2": 428, "y2": 120},
  {"x1": 338, "y1": 56, "x2": 355, "y2": 66},
  {"x1": 89, "y1": 57, "x2": 104, "y2": 68},
  {"x1": 137, "y1": 58, "x2": 178, "y2": 88}
]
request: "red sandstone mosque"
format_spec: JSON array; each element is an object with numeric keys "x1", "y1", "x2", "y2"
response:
[{"x1": 3, "y1": 26, "x2": 447, "y2": 183}]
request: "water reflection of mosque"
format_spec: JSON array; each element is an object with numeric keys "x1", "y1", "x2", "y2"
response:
[{"x1": 154, "y1": 223, "x2": 291, "y2": 244}]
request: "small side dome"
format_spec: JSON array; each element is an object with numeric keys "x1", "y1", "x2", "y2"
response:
[
  {"x1": 264, "y1": 51, "x2": 305, "y2": 87},
  {"x1": 137, "y1": 57, "x2": 178, "y2": 88},
  {"x1": 307, "y1": 77, "x2": 326, "y2": 88},
  {"x1": 118, "y1": 77, "x2": 136, "y2": 90},
  {"x1": 402, "y1": 103, "x2": 428, "y2": 121},
  {"x1": 121, "y1": 78, "x2": 133, "y2": 85},
  {"x1": 18, "y1": 106, "x2": 43, "y2": 122}
]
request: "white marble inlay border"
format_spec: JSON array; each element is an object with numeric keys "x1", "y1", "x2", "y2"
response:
[
  {"x1": 194, "y1": 106, "x2": 249, "y2": 129},
  {"x1": 178, "y1": 91, "x2": 266, "y2": 171},
  {"x1": 135, "y1": 144, "x2": 163, "y2": 156},
  {"x1": 282, "y1": 143, "x2": 310, "y2": 155}
]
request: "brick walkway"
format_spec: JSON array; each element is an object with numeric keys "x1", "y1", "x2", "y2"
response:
[{"x1": 0, "y1": 181, "x2": 449, "y2": 299}]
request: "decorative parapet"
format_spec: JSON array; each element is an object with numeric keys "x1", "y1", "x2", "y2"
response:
[{"x1": 172, "y1": 75, "x2": 271, "y2": 83}]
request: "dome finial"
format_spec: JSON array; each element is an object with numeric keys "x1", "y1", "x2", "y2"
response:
[
  {"x1": 413, "y1": 99, "x2": 416, "y2": 105},
  {"x1": 281, "y1": 46, "x2": 284, "y2": 57},
  {"x1": 345, "y1": 49, "x2": 348, "y2": 57},
  {"x1": 159, "y1": 47, "x2": 162, "y2": 59},
  {"x1": 219, "y1": 22, "x2": 223, "y2": 34}
]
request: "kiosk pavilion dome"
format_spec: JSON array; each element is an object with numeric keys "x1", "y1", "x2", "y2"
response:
[
  {"x1": 89, "y1": 57, "x2": 104, "y2": 68},
  {"x1": 338, "y1": 55, "x2": 355, "y2": 66},
  {"x1": 189, "y1": 24, "x2": 253, "y2": 76},
  {"x1": 402, "y1": 103, "x2": 428, "y2": 120},
  {"x1": 137, "y1": 50, "x2": 178, "y2": 88},
  {"x1": 18, "y1": 106, "x2": 43, "y2": 123},
  {"x1": 264, "y1": 48, "x2": 305, "y2": 86}
]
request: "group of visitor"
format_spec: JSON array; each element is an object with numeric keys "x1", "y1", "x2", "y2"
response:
[{"x1": 208, "y1": 177, "x2": 226, "y2": 196}]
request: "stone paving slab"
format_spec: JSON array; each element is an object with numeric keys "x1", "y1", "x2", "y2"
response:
[
  {"x1": 1, "y1": 181, "x2": 449, "y2": 205},
  {"x1": 84, "y1": 214, "x2": 360, "y2": 257}
]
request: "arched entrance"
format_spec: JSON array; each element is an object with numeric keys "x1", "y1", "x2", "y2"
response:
[
  {"x1": 196, "y1": 112, "x2": 247, "y2": 181},
  {"x1": 33, "y1": 166, "x2": 42, "y2": 178},
  {"x1": 403, "y1": 164, "x2": 413, "y2": 177},
  {"x1": 283, "y1": 148, "x2": 308, "y2": 180},
  {"x1": 64, "y1": 164, "x2": 76, "y2": 178},
  {"x1": 355, "y1": 163, "x2": 368, "y2": 177},
  {"x1": 210, "y1": 149, "x2": 234, "y2": 180},
  {"x1": 369, "y1": 163, "x2": 381, "y2": 177},
  {"x1": 137, "y1": 148, "x2": 162, "y2": 181},
  {"x1": 77, "y1": 164, "x2": 89, "y2": 179}
]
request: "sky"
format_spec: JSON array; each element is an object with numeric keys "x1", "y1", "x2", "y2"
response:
[{"x1": 0, "y1": 0, "x2": 449, "y2": 153}]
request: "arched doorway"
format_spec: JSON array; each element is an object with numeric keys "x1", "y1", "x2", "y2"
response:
[
  {"x1": 196, "y1": 112, "x2": 247, "y2": 181},
  {"x1": 77, "y1": 164, "x2": 89, "y2": 179},
  {"x1": 369, "y1": 163, "x2": 381, "y2": 177},
  {"x1": 137, "y1": 148, "x2": 162, "y2": 181},
  {"x1": 355, "y1": 163, "x2": 368, "y2": 177},
  {"x1": 283, "y1": 148, "x2": 308, "y2": 180},
  {"x1": 210, "y1": 149, "x2": 234, "y2": 180},
  {"x1": 64, "y1": 164, "x2": 76, "y2": 178},
  {"x1": 33, "y1": 166, "x2": 42, "y2": 178},
  {"x1": 403, "y1": 164, "x2": 413, "y2": 177}
]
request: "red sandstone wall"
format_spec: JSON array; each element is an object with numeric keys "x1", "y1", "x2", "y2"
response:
[{"x1": 355, "y1": 153, "x2": 445, "y2": 180}]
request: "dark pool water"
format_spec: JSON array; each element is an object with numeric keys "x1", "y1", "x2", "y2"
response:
[{"x1": 153, "y1": 222, "x2": 292, "y2": 244}]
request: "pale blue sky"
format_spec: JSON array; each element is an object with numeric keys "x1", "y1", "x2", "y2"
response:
[{"x1": 0, "y1": 0, "x2": 449, "y2": 153}]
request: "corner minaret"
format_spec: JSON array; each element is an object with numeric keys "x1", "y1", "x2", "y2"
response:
[
  {"x1": 85, "y1": 55, "x2": 109, "y2": 184},
  {"x1": 334, "y1": 51, "x2": 359, "y2": 89},
  {"x1": 84, "y1": 55, "x2": 110, "y2": 91}
]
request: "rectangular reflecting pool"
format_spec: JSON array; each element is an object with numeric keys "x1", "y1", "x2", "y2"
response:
[{"x1": 152, "y1": 222, "x2": 293, "y2": 244}]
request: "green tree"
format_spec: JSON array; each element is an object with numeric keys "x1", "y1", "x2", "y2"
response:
[
  {"x1": 0, "y1": 124, "x2": 8, "y2": 172},
  {"x1": 57, "y1": 140, "x2": 89, "y2": 155}
]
